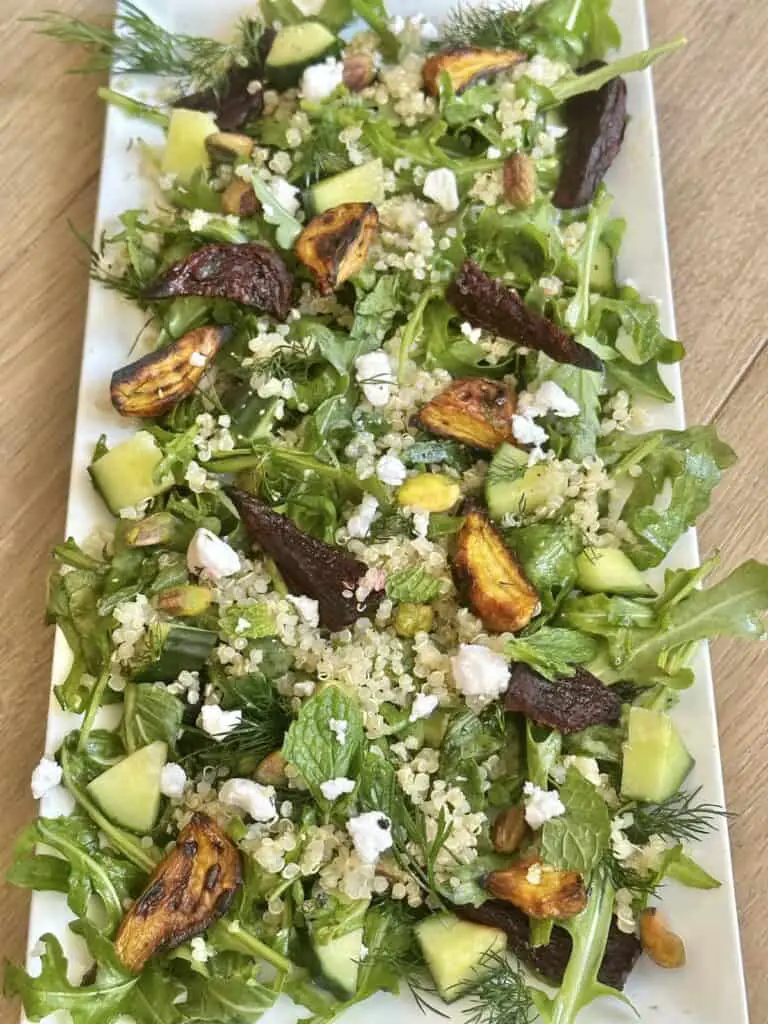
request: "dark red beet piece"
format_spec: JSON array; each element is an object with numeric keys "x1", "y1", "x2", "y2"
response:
[{"x1": 505, "y1": 662, "x2": 622, "y2": 734}]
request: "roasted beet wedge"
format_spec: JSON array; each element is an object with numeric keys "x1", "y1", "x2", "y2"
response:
[
  {"x1": 448, "y1": 260, "x2": 603, "y2": 372},
  {"x1": 505, "y1": 662, "x2": 621, "y2": 734},
  {"x1": 111, "y1": 325, "x2": 229, "y2": 418},
  {"x1": 417, "y1": 378, "x2": 517, "y2": 451},
  {"x1": 554, "y1": 67, "x2": 628, "y2": 209},
  {"x1": 422, "y1": 46, "x2": 525, "y2": 96},
  {"x1": 453, "y1": 507, "x2": 540, "y2": 633},
  {"x1": 296, "y1": 203, "x2": 379, "y2": 295},
  {"x1": 486, "y1": 859, "x2": 587, "y2": 919},
  {"x1": 228, "y1": 487, "x2": 383, "y2": 631},
  {"x1": 174, "y1": 27, "x2": 274, "y2": 131},
  {"x1": 145, "y1": 243, "x2": 293, "y2": 320},
  {"x1": 115, "y1": 814, "x2": 242, "y2": 972},
  {"x1": 457, "y1": 899, "x2": 642, "y2": 990}
]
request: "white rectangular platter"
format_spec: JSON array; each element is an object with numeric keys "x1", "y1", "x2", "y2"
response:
[{"x1": 25, "y1": 1, "x2": 751, "y2": 1021}]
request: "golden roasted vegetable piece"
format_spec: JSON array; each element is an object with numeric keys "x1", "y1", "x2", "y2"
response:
[
  {"x1": 205, "y1": 131, "x2": 255, "y2": 160},
  {"x1": 491, "y1": 805, "x2": 528, "y2": 855},
  {"x1": 422, "y1": 46, "x2": 525, "y2": 96},
  {"x1": 639, "y1": 909, "x2": 686, "y2": 969},
  {"x1": 417, "y1": 378, "x2": 516, "y2": 452},
  {"x1": 453, "y1": 508, "x2": 540, "y2": 632},
  {"x1": 295, "y1": 202, "x2": 379, "y2": 294},
  {"x1": 222, "y1": 179, "x2": 260, "y2": 217},
  {"x1": 115, "y1": 814, "x2": 242, "y2": 972},
  {"x1": 110, "y1": 326, "x2": 227, "y2": 418},
  {"x1": 486, "y1": 859, "x2": 587, "y2": 920}
]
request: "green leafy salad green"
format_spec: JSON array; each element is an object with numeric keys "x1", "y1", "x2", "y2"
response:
[{"x1": 6, "y1": 2, "x2": 757, "y2": 1023}]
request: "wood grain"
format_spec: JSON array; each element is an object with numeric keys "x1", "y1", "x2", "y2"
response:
[{"x1": 0, "y1": 1, "x2": 766, "y2": 1020}]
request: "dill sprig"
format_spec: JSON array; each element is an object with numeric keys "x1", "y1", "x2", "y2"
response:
[
  {"x1": 30, "y1": 3, "x2": 261, "y2": 92},
  {"x1": 627, "y1": 788, "x2": 728, "y2": 845},
  {"x1": 463, "y1": 951, "x2": 535, "y2": 1024},
  {"x1": 440, "y1": 2, "x2": 539, "y2": 50}
]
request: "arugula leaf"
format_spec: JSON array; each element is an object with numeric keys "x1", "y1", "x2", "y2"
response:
[
  {"x1": 545, "y1": 37, "x2": 687, "y2": 105},
  {"x1": 385, "y1": 566, "x2": 445, "y2": 604},
  {"x1": 282, "y1": 686, "x2": 364, "y2": 805},
  {"x1": 564, "y1": 187, "x2": 614, "y2": 332},
  {"x1": 350, "y1": 275, "x2": 403, "y2": 345},
  {"x1": 122, "y1": 683, "x2": 184, "y2": 754},
  {"x1": 250, "y1": 176, "x2": 302, "y2": 249},
  {"x1": 541, "y1": 768, "x2": 611, "y2": 875},
  {"x1": 545, "y1": 360, "x2": 604, "y2": 461},
  {"x1": 5, "y1": 927, "x2": 136, "y2": 1024},
  {"x1": 666, "y1": 850, "x2": 721, "y2": 890},
  {"x1": 526, "y1": 722, "x2": 562, "y2": 789},
  {"x1": 506, "y1": 627, "x2": 599, "y2": 681},
  {"x1": 8, "y1": 814, "x2": 143, "y2": 933}
]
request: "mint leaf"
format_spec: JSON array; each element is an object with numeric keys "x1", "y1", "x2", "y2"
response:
[
  {"x1": 385, "y1": 567, "x2": 444, "y2": 604},
  {"x1": 122, "y1": 683, "x2": 183, "y2": 754},
  {"x1": 541, "y1": 768, "x2": 611, "y2": 875},
  {"x1": 506, "y1": 627, "x2": 599, "y2": 681},
  {"x1": 282, "y1": 686, "x2": 364, "y2": 804}
]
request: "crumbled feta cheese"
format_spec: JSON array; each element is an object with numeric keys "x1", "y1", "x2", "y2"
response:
[
  {"x1": 329, "y1": 718, "x2": 348, "y2": 745},
  {"x1": 562, "y1": 755, "x2": 602, "y2": 788},
  {"x1": 188, "y1": 351, "x2": 207, "y2": 368},
  {"x1": 199, "y1": 705, "x2": 242, "y2": 741},
  {"x1": 31, "y1": 756, "x2": 62, "y2": 800},
  {"x1": 512, "y1": 414, "x2": 548, "y2": 447},
  {"x1": 301, "y1": 58, "x2": 344, "y2": 102},
  {"x1": 412, "y1": 510, "x2": 430, "y2": 538},
  {"x1": 347, "y1": 811, "x2": 393, "y2": 863},
  {"x1": 487, "y1": 145, "x2": 502, "y2": 159},
  {"x1": 614, "y1": 887, "x2": 637, "y2": 934},
  {"x1": 538, "y1": 275, "x2": 563, "y2": 298},
  {"x1": 526, "y1": 862, "x2": 543, "y2": 885},
  {"x1": 159, "y1": 763, "x2": 187, "y2": 799},
  {"x1": 287, "y1": 595, "x2": 320, "y2": 627},
  {"x1": 187, "y1": 528, "x2": 241, "y2": 580},
  {"x1": 347, "y1": 494, "x2": 379, "y2": 539},
  {"x1": 422, "y1": 168, "x2": 459, "y2": 212},
  {"x1": 451, "y1": 644, "x2": 510, "y2": 705},
  {"x1": 355, "y1": 351, "x2": 395, "y2": 407},
  {"x1": 523, "y1": 781, "x2": 566, "y2": 830},
  {"x1": 519, "y1": 381, "x2": 580, "y2": 419},
  {"x1": 376, "y1": 453, "x2": 407, "y2": 486},
  {"x1": 409, "y1": 692, "x2": 439, "y2": 722},
  {"x1": 190, "y1": 937, "x2": 212, "y2": 963},
  {"x1": 269, "y1": 176, "x2": 301, "y2": 216},
  {"x1": 320, "y1": 777, "x2": 356, "y2": 801},
  {"x1": 187, "y1": 209, "x2": 213, "y2": 233},
  {"x1": 219, "y1": 778, "x2": 277, "y2": 821}
]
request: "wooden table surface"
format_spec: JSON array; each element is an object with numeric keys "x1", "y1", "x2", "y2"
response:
[{"x1": 1, "y1": 1, "x2": 767, "y2": 1020}]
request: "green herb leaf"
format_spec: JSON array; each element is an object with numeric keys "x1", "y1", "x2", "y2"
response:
[
  {"x1": 545, "y1": 37, "x2": 687, "y2": 105},
  {"x1": 122, "y1": 683, "x2": 184, "y2": 754},
  {"x1": 541, "y1": 768, "x2": 611, "y2": 875},
  {"x1": 250, "y1": 176, "x2": 302, "y2": 249},
  {"x1": 506, "y1": 627, "x2": 599, "y2": 681},
  {"x1": 282, "y1": 685, "x2": 364, "y2": 805},
  {"x1": 219, "y1": 603, "x2": 277, "y2": 640},
  {"x1": 386, "y1": 566, "x2": 444, "y2": 604}
]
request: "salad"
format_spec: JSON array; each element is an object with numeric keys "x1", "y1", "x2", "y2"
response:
[{"x1": 5, "y1": 1, "x2": 761, "y2": 1022}]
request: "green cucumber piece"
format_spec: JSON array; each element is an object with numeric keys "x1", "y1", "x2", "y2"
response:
[
  {"x1": 90, "y1": 431, "x2": 173, "y2": 516},
  {"x1": 486, "y1": 443, "x2": 568, "y2": 520},
  {"x1": 575, "y1": 547, "x2": 655, "y2": 596},
  {"x1": 265, "y1": 22, "x2": 339, "y2": 88},
  {"x1": 161, "y1": 108, "x2": 218, "y2": 182},
  {"x1": 306, "y1": 159, "x2": 385, "y2": 216},
  {"x1": 314, "y1": 927, "x2": 364, "y2": 996},
  {"x1": 415, "y1": 913, "x2": 506, "y2": 1002},
  {"x1": 131, "y1": 622, "x2": 217, "y2": 682},
  {"x1": 87, "y1": 741, "x2": 167, "y2": 833},
  {"x1": 621, "y1": 707, "x2": 694, "y2": 803},
  {"x1": 562, "y1": 239, "x2": 615, "y2": 294}
]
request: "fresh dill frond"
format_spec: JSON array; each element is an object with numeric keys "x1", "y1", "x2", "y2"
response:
[
  {"x1": 30, "y1": 3, "x2": 262, "y2": 92},
  {"x1": 463, "y1": 951, "x2": 535, "y2": 1024},
  {"x1": 627, "y1": 788, "x2": 728, "y2": 845},
  {"x1": 606, "y1": 856, "x2": 661, "y2": 899},
  {"x1": 69, "y1": 222, "x2": 148, "y2": 303},
  {"x1": 441, "y1": 2, "x2": 538, "y2": 50}
]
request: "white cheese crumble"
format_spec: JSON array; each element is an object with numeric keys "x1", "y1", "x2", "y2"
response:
[
  {"x1": 614, "y1": 887, "x2": 637, "y2": 934},
  {"x1": 159, "y1": 763, "x2": 187, "y2": 799},
  {"x1": 409, "y1": 692, "x2": 439, "y2": 722},
  {"x1": 523, "y1": 781, "x2": 566, "y2": 830},
  {"x1": 347, "y1": 811, "x2": 393, "y2": 863},
  {"x1": 190, "y1": 937, "x2": 213, "y2": 963},
  {"x1": 519, "y1": 381, "x2": 580, "y2": 419},
  {"x1": 320, "y1": 777, "x2": 356, "y2": 801},
  {"x1": 422, "y1": 168, "x2": 459, "y2": 212},
  {"x1": 31, "y1": 756, "x2": 62, "y2": 800},
  {"x1": 187, "y1": 528, "x2": 241, "y2": 580},
  {"x1": 512, "y1": 414, "x2": 548, "y2": 447},
  {"x1": 219, "y1": 778, "x2": 277, "y2": 821},
  {"x1": 329, "y1": 718, "x2": 348, "y2": 745},
  {"x1": 301, "y1": 58, "x2": 344, "y2": 102},
  {"x1": 187, "y1": 209, "x2": 213, "y2": 233},
  {"x1": 526, "y1": 862, "x2": 543, "y2": 885},
  {"x1": 376, "y1": 453, "x2": 407, "y2": 486},
  {"x1": 188, "y1": 351, "x2": 207, "y2": 368},
  {"x1": 268, "y1": 176, "x2": 301, "y2": 216},
  {"x1": 287, "y1": 595, "x2": 320, "y2": 627},
  {"x1": 347, "y1": 494, "x2": 379, "y2": 539},
  {"x1": 199, "y1": 705, "x2": 242, "y2": 741},
  {"x1": 451, "y1": 644, "x2": 510, "y2": 706},
  {"x1": 355, "y1": 351, "x2": 395, "y2": 407}
]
